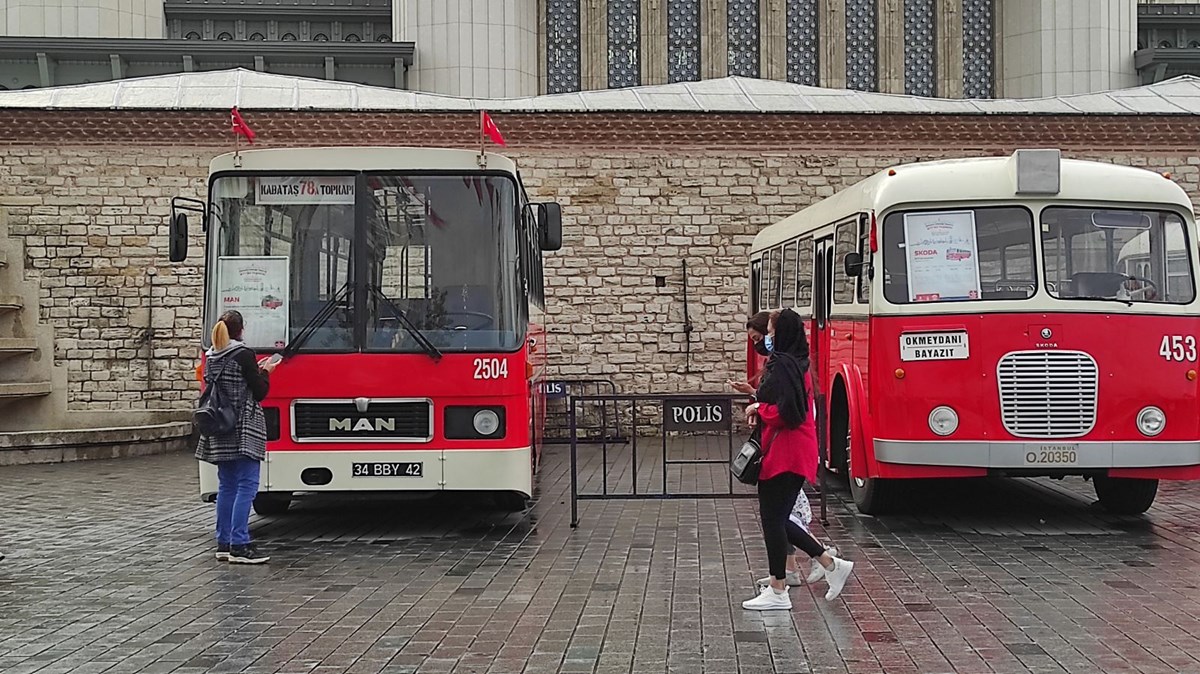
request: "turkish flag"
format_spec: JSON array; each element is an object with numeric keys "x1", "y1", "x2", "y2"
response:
[
  {"x1": 231, "y1": 107, "x2": 256, "y2": 144},
  {"x1": 481, "y1": 111, "x2": 506, "y2": 147}
]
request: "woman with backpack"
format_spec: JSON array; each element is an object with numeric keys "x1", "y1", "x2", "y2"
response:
[
  {"x1": 195, "y1": 310, "x2": 277, "y2": 564},
  {"x1": 742, "y1": 308, "x2": 854, "y2": 611}
]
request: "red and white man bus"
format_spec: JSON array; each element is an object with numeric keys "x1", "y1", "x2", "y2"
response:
[
  {"x1": 749, "y1": 149, "x2": 1200, "y2": 515},
  {"x1": 169, "y1": 147, "x2": 561, "y2": 514}
]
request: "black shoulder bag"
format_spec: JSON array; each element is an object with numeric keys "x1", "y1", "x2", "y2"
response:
[
  {"x1": 731, "y1": 423, "x2": 777, "y2": 486},
  {"x1": 193, "y1": 350, "x2": 242, "y2": 437}
]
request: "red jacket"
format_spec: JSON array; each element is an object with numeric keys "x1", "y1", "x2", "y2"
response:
[{"x1": 757, "y1": 397, "x2": 818, "y2": 483}]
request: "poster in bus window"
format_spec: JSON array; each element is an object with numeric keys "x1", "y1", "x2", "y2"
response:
[
  {"x1": 255, "y1": 176, "x2": 355, "y2": 205},
  {"x1": 903, "y1": 211, "x2": 982, "y2": 302},
  {"x1": 216, "y1": 256, "x2": 290, "y2": 349}
]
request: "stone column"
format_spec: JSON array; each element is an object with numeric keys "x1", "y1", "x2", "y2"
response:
[
  {"x1": 936, "y1": 0, "x2": 964, "y2": 97},
  {"x1": 877, "y1": 0, "x2": 903, "y2": 93},
  {"x1": 643, "y1": 0, "x2": 668, "y2": 84},
  {"x1": 761, "y1": 0, "x2": 787, "y2": 81},
  {"x1": 703, "y1": 0, "x2": 729, "y2": 79},
  {"x1": 581, "y1": 0, "x2": 608, "y2": 90},
  {"x1": 819, "y1": 0, "x2": 846, "y2": 89}
]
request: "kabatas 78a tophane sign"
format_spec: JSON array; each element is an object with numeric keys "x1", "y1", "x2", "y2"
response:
[
  {"x1": 255, "y1": 176, "x2": 355, "y2": 205},
  {"x1": 663, "y1": 398, "x2": 732, "y2": 432}
]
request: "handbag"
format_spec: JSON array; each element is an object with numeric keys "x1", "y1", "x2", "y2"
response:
[
  {"x1": 731, "y1": 423, "x2": 776, "y2": 486},
  {"x1": 193, "y1": 350, "x2": 241, "y2": 437}
]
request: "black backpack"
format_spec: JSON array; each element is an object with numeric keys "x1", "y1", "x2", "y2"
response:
[{"x1": 194, "y1": 350, "x2": 241, "y2": 437}]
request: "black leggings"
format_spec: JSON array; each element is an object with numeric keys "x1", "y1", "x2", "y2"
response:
[{"x1": 758, "y1": 472, "x2": 827, "y2": 580}]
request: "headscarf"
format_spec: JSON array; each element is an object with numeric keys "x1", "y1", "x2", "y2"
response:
[{"x1": 755, "y1": 308, "x2": 810, "y2": 428}]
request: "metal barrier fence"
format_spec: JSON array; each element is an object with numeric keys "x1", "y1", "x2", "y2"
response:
[
  {"x1": 568, "y1": 393, "x2": 828, "y2": 528},
  {"x1": 543, "y1": 379, "x2": 625, "y2": 445}
]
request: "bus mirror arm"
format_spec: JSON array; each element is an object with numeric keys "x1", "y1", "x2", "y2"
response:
[{"x1": 843, "y1": 252, "x2": 864, "y2": 278}]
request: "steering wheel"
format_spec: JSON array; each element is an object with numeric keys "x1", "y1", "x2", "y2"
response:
[
  {"x1": 1121, "y1": 275, "x2": 1160, "y2": 301},
  {"x1": 442, "y1": 311, "x2": 494, "y2": 331}
]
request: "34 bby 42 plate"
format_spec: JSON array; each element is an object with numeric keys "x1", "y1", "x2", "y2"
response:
[{"x1": 351, "y1": 462, "x2": 423, "y2": 477}]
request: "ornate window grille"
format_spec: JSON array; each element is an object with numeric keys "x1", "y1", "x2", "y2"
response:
[
  {"x1": 668, "y1": 0, "x2": 701, "y2": 83},
  {"x1": 727, "y1": 0, "x2": 760, "y2": 77},
  {"x1": 962, "y1": 0, "x2": 994, "y2": 98},
  {"x1": 608, "y1": 0, "x2": 641, "y2": 88},
  {"x1": 904, "y1": 0, "x2": 936, "y2": 96},
  {"x1": 547, "y1": 0, "x2": 582, "y2": 93},
  {"x1": 786, "y1": 0, "x2": 819, "y2": 86},
  {"x1": 845, "y1": 0, "x2": 877, "y2": 91}
]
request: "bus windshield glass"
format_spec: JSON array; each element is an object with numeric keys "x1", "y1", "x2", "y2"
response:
[
  {"x1": 882, "y1": 206, "x2": 1036, "y2": 304},
  {"x1": 1042, "y1": 207, "x2": 1195, "y2": 305},
  {"x1": 206, "y1": 173, "x2": 523, "y2": 353}
]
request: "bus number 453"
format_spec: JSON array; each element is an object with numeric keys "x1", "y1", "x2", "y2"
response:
[
  {"x1": 1159, "y1": 335, "x2": 1197, "y2": 362},
  {"x1": 474, "y1": 358, "x2": 509, "y2": 379}
]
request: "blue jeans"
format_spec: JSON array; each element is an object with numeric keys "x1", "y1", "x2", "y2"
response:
[{"x1": 216, "y1": 458, "x2": 261, "y2": 546}]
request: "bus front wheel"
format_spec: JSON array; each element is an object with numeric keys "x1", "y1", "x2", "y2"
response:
[
  {"x1": 253, "y1": 493, "x2": 292, "y2": 516},
  {"x1": 1094, "y1": 476, "x2": 1157, "y2": 515}
]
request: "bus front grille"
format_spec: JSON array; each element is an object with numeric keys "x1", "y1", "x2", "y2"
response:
[
  {"x1": 997, "y1": 351, "x2": 1098, "y2": 438},
  {"x1": 292, "y1": 400, "x2": 432, "y2": 442}
]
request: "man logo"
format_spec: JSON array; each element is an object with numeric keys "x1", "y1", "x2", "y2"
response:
[{"x1": 329, "y1": 418, "x2": 396, "y2": 432}]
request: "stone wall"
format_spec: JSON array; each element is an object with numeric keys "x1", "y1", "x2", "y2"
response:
[{"x1": 1, "y1": 109, "x2": 1199, "y2": 412}]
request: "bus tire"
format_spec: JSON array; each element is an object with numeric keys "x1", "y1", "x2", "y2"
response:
[
  {"x1": 848, "y1": 472, "x2": 897, "y2": 515},
  {"x1": 494, "y1": 491, "x2": 529, "y2": 512},
  {"x1": 828, "y1": 380, "x2": 851, "y2": 478},
  {"x1": 252, "y1": 493, "x2": 291, "y2": 516},
  {"x1": 1094, "y1": 476, "x2": 1158, "y2": 515}
]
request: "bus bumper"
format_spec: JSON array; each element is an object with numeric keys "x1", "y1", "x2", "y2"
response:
[
  {"x1": 198, "y1": 446, "x2": 533, "y2": 501},
  {"x1": 873, "y1": 439, "x2": 1200, "y2": 475}
]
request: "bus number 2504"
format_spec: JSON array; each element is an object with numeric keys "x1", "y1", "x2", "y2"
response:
[{"x1": 473, "y1": 358, "x2": 509, "y2": 380}]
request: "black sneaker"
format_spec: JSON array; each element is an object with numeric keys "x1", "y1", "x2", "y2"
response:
[
  {"x1": 228, "y1": 545, "x2": 270, "y2": 565},
  {"x1": 215, "y1": 543, "x2": 230, "y2": 561}
]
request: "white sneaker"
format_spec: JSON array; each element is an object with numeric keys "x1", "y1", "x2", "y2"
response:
[
  {"x1": 806, "y1": 546, "x2": 839, "y2": 583},
  {"x1": 756, "y1": 570, "x2": 802, "y2": 588},
  {"x1": 823, "y1": 557, "x2": 854, "y2": 601},
  {"x1": 742, "y1": 585, "x2": 792, "y2": 611}
]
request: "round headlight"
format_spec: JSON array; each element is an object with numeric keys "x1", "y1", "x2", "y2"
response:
[
  {"x1": 1137, "y1": 406, "x2": 1165, "y2": 437},
  {"x1": 928, "y1": 406, "x2": 959, "y2": 437},
  {"x1": 473, "y1": 409, "x2": 500, "y2": 435}
]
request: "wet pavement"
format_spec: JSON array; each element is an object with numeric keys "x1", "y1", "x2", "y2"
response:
[{"x1": 2, "y1": 443, "x2": 1200, "y2": 674}]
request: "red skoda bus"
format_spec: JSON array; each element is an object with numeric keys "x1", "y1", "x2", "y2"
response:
[
  {"x1": 749, "y1": 150, "x2": 1200, "y2": 515},
  {"x1": 169, "y1": 147, "x2": 561, "y2": 514}
]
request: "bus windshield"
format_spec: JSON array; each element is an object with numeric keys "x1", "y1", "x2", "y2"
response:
[
  {"x1": 1042, "y1": 207, "x2": 1194, "y2": 305},
  {"x1": 882, "y1": 206, "x2": 1037, "y2": 304},
  {"x1": 206, "y1": 173, "x2": 523, "y2": 353}
]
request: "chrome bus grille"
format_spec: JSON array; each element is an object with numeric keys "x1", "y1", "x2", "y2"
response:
[{"x1": 997, "y1": 351, "x2": 1098, "y2": 438}]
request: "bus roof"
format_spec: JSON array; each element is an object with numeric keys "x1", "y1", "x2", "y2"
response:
[
  {"x1": 752, "y1": 154, "x2": 1196, "y2": 253},
  {"x1": 209, "y1": 146, "x2": 518, "y2": 174}
]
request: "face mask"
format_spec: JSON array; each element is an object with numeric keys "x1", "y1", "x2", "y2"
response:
[{"x1": 764, "y1": 335, "x2": 774, "y2": 352}]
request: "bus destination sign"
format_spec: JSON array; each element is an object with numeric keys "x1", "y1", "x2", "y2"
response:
[{"x1": 900, "y1": 331, "x2": 969, "y2": 361}]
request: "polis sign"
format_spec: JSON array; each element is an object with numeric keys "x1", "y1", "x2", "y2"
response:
[{"x1": 663, "y1": 398, "x2": 732, "y2": 432}]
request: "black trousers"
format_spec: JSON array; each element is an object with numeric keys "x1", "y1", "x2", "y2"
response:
[{"x1": 758, "y1": 472, "x2": 828, "y2": 580}]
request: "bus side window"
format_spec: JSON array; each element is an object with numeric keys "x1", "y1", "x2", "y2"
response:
[
  {"x1": 857, "y1": 220, "x2": 870, "y2": 303},
  {"x1": 833, "y1": 220, "x2": 857, "y2": 305},
  {"x1": 751, "y1": 259, "x2": 763, "y2": 313},
  {"x1": 766, "y1": 246, "x2": 783, "y2": 309},
  {"x1": 782, "y1": 241, "x2": 798, "y2": 307},
  {"x1": 796, "y1": 237, "x2": 814, "y2": 311}
]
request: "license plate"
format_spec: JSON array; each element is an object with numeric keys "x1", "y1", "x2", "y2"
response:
[
  {"x1": 1023, "y1": 444, "x2": 1079, "y2": 466},
  {"x1": 351, "y1": 462, "x2": 423, "y2": 477}
]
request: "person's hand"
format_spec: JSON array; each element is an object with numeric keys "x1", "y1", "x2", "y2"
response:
[
  {"x1": 745, "y1": 402, "x2": 760, "y2": 425},
  {"x1": 261, "y1": 360, "x2": 279, "y2": 374},
  {"x1": 728, "y1": 380, "x2": 756, "y2": 395}
]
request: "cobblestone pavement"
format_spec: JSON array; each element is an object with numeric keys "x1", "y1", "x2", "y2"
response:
[{"x1": 2, "y1": 443, "x2": 1200, "y2": 674}]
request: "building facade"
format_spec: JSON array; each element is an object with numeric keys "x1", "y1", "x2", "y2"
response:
[{"x1": 1, "y1": 1, "x2": 1200, "y2": 96}]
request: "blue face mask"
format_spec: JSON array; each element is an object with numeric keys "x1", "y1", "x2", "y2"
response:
[{"x1": 764, "y1": 335, "x2": 774, "y2": 352}]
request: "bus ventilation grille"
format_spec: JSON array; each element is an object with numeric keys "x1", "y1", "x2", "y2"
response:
[{"x1": 997, "y1": 350, "x2": 1098, "y2": 439}]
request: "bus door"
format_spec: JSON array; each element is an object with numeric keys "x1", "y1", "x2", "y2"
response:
[{"x1": 812, "y1": 234, "x2": 835, "y2": 435}]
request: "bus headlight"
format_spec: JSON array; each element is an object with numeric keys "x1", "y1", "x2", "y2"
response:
[
  {"x1": 473, "y1": 409, "x2": 501, "y2": 435},
  {"x1": 1137, "y1": 406, "x2": 1166, "y2": 437},
  {"x1": 928, "y1": 406, "x2": 959, "y2": 436}
]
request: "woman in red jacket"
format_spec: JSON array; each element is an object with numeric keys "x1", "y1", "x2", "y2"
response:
[{"x1": 742, "y1": 308, "x2": 855, "y2": 611}]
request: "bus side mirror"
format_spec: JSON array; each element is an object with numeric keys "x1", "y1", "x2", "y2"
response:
[
  {"x1": 168, "y1": 212, "x2": 188, "y2": 262},
  {"x1": 843, "y1": 251, "x2": 863, "y2": 277},
  {"x1": 537, "y1": 202, "x2": 562, "y2": 251}
]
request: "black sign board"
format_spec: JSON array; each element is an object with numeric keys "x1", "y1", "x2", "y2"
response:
[
  {"x1": 663, "y1": 398, "x2": 732, "y2": 432},
  {"x1": 542, "y1": 381, "x2": 568, "y2": 399}
]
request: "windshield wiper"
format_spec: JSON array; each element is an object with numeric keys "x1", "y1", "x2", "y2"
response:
[
  {"x1": 366, "y1": 285, "x2": 443, "y2": 362},
  {"x1": 1071, "y1": 295, "x2": 1133, "y2": 307},
  {"x1": 281, "y1": 282, "x2": 352, "y2": 358}
]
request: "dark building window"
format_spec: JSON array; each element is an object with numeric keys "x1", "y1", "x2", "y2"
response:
[
  {"x1": 845, "y1": 0, "x2": 877, "y2": 91},
  {"x1": 281, "y1": 33, "x2": 297, "y2": 41},
  {"x1": 185, "y1": 31, "x2": 201, "y2": 40},
  {"x1": 249, "y1": 32, "x2": 265, "y2": 40},
  {"x1": 962, "y1": 0, "x2": 994, "y2": 98},
  {"x1": 667, "y1": 0, "x2": 701, "y2": 83},
  {"x1": 547, "y1": 0, "x2": 582, "y2": 93},
  {"x1": 217, "y1": 32, "x2": 233, "y2": 40},
  {"x1": 345, "y1": 33, "x2": 361, "y2": 42},
  {"x1": 607, "y1": 0, "x2": 640, "y2": 88},
  {"x1": 904, "y1": 0, "x2": 936, "y2": 96},
  {"x1": 727, "y1": 0, "x2": 760, "y2": 77},
  {"x1": 314, "y1": 33, "x2": 329, "y2": 41},
  {"x1": 786, "y1": 0, "x2": 819, "y2": 86},
  {"x1": 377, "y1": 34, "x2": 391, "y2": 42}
]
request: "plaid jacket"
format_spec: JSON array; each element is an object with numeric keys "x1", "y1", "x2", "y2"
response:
[{"x1": 194, "y1": 344, "x2": 268, "y2": 464}]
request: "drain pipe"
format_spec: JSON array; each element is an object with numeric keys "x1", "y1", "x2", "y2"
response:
[{"x1": 145, "y1": 267, "x2": 156, "y2": 394}]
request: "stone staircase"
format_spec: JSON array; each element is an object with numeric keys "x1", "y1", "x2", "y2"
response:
[{"x1": 0, "y1": 208, "x2": 191, "y2": 464}]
